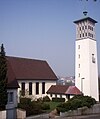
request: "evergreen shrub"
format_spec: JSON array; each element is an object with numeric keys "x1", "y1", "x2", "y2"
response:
[
  {"x1": 52, "y1": 97, "x2": 65, "y2": 102},
  {"x1": 43, "y1": 95, "x2": 51, "y2": 102},
  {"x1": 56, "y1": 95, "x2": 96, "y2": 113},
  {"x1": 18, "y1": 98, "x2": 43, "y2": 116},
  {"x1": 41, "y1": 103, "x2": 50, "y2": 110}
]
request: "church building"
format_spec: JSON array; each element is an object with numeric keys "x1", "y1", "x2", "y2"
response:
[
  {"x1": 6, "y1": 56, "x2": 58, "y2": 100},
  {"x1": 74, "y1": 15, "x2": 99, "y2": 101}
]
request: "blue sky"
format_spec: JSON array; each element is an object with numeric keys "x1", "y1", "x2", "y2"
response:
[{"x1": 0, "y1": 0, "x2": 100, "y2": 77}]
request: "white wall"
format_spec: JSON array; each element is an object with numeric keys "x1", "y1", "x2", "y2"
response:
[
  {"x1": 18, "y1": 80, "x2": 56, "y2": 99},
  {"x1": 75, "y1": 39, "x2": 99, "y2": 101},
  {"x1": 89, "y1": 40, "x2": 99, "y2": 101}
]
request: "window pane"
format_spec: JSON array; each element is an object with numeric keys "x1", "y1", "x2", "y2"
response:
[
  {"x1": 79, "y1": 73, "x2": 80, "y2": 77},
  {"x1": 92, "y1": 54, "x2": 95, "y2": 63},
  {"x1": 29, "y1": 82, "x2": 32, "y2": 95},
  {"x1": 36, "y1": 82, "x2": 39, "y2": 94},
  {"x1": 78, "y1": 54, "x2": 80, "y2": 58},
  {"x1": 21, "y1": 82, "x2": 25, "y2": 96},
  {"x1": 78, "y1": 45, "x2": 80, "y2": 49},
  {"x1": 42, "y1": 82, "x2": 45, "y2": 94}
]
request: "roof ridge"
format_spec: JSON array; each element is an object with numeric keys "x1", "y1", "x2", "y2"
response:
[{"x1": 6, "y1": 56, "x2": 46, "y2": 62}]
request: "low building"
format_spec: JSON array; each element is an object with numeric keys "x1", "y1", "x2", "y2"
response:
[
  {"x1": 47, "y1": 85, "x2": 82, "y2": 101},
  {"x1": 6, "y1": 56, "x2": 58, "y2": 100}
]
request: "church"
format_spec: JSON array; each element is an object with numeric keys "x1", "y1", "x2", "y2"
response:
[
  {"x1": 0, "y1": 11, "x2": 99, "y2": 119},
  {"x1": 6, "y1": 55, "x2": 58, "y2": 100},
  {"x1": 74, "y1": 13, "x2": 99, "y2": 101},
  {"x1": 3, "y1": 14, "x2": 100, "y2": 104}
]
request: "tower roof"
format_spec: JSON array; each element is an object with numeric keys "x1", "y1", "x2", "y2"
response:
[{"x1": 74, "y1": 17, "x2": 97, "y2": 24}]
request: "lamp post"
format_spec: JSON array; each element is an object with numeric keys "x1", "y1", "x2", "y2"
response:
[{"x1": 81, "y1": 78, "x2": 85, "y2": 94}]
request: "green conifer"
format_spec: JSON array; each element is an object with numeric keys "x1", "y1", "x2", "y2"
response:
[{"x1": 0, "y1": 44, "x2": 7, "y2": 110}]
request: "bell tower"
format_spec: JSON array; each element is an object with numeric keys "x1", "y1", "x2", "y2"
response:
[{"x1": 74, "y1": 14, "x2": 99, "y2": 101}]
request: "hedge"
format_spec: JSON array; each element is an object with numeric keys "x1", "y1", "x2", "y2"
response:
[
  {"x1": 18, "y1": 98, "x2": 43, "y2": 116},
  {"x1": 52, "y1": 98, "x2": 65, "y2": 102},
  {"x1": 56, "y1": 95, "x2": 96, "y2": 113}
]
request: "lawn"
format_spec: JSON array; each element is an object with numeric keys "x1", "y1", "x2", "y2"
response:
[{"x1": 44, "y1": 101, "x2": 61, "y2": 112}]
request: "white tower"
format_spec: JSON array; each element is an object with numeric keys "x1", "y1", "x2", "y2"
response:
[{"x1": 74, "y1": 16, "x2": 99, "y2": 101}]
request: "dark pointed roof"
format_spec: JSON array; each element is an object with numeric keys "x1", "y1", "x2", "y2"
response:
[
  {"x1": 6, "y1": 56, "x2": 57, "y2": 82},
  {"x1": 47, "y1": 85, "x2": 82, "y2": 95}
]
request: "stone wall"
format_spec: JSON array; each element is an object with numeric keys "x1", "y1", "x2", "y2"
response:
[
  {"x1": 17, "y1": 108, "x2": 26, "y2": 119},
  {"x1": 0, "y1": 110, "x2": 6, "y2": 119},
  {"x1": 60, "y1": 103, "x2": 100, "y2": 117},
  {"x1": 0, "y1": 108, "x2": 26, "y2": 119}
]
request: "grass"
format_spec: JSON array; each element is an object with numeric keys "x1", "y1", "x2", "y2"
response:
[{"x1": 44, "y1": 101, "x2": 61, "y2": 112}]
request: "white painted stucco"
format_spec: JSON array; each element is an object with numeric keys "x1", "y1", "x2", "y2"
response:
[
  {"x1": 18, "y1": 80, "x2": 56, "y2": 99},
  {"x1": 75, "y1": 38, "x2": 99, "y2": 101}
]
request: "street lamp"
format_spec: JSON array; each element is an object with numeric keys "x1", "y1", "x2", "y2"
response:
[{"x1": 81, "y1": 78, "x2": 85, "y2": 94}]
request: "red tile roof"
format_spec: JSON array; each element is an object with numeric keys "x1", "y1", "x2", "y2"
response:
[
  {"x1": 7, "y1": 59, "x2": 19, "y2": 89},
  {"x1": 6, "y1": 56, "x2": 57, "y2": 88},
  {"x1": 65, "y1": 86, "x2": 82, "y2": 95},
  {"x1": 47, "y1": 85, "x2": 82, "y2": 95},
  {"x1": 47, "y1": 85, "x2": 69, "y2": 94}
]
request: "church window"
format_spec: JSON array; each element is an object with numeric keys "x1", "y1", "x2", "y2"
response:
[
  {"x1": 21, "y1": 82, "x2": 25, "y2": 96},
  {"x1": 88, "y1": 33, "x2": 90, "y2": 37},
  {"x1": 85, "y1": 26, "x2": 87, "y2": 29},
  {"x1": 78, "y1": 45, "x2": 80, "y2": 49},
  {"x1": 85, "y1": 33, "x2": 87, "y2": 36},
  {"x1": 78, "y1": 73, "x2": 80, "y2": 77},
  {"x1": 79, "y1": 64, "x2": 80, "y2": 68},
  {"x1": 90, "y1": 26, "x2": 91, "y2": 30},
  {"x1": 91, "y1": 34, "x2": 93, "y2": 38},
  {"x1": 80, "y1": 34, "x2": 81, "y2": 38},
  {"x1": 36, "y1": 82, "x2": 39, "y2": 94},
  {"x1": 88, "y1": 25, "x2": 90, "y2": 30},
  {"x1": 92, "y1": 27, "x2": 93, "y2": 31},
  {"x1": 83, "y1": 33, "x2": 84, "y2": 37},
  {"x1": 92, "y1": 54, "x2": 95, "y2": 63},
  {"x1": 78, "y1": 54, "x2": 80, "y2": 58},
  {"x1": 29, "y1": 82, "x2": 32, "y2": 95},
  {"x1": 42, "y1": 82, "x2": 45, "y2": 94}
]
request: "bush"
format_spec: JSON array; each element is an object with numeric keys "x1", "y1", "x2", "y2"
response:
[
  {"x1": 52, "y1": 98, "x2": 65, "y2": 102},
  {"x1": 18, "y1": 98, "x2": 43, "y2": 116},
  {"x1": 43, "y1": 96, "x2": 51, "y2": 102},
  {"x1": 20, "y1": 97, "x2": 31, "y2": 104},
  {"x1": 70, "y1": 99, "x2": 82, "y2": 110},
  {"x1": 37, "y1": 97, "x2": 43, "y2": 102},
  {"x1": 31, "y1": 101, "x2": 43, "y2": 115},
  {"x1": 70, "y1": 95, "x2": 96, "y2": 108},
  {"x1": 56, "y1": 95, "x2": 96, "y2": 113},
  {"x1": 41, "y1": 103, "x2": 50, "y2": 110},
  {"x1": 57, "y1": 102, "x2": 71, "y2": 113}
]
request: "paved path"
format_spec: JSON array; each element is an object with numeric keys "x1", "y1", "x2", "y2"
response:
[
  {"x1": 26, "y1": 114, "x2": 100, "y2": 119},
  {"x1": 56, "y1": 114, "x2": 100, "y2": 119},
  {"x1": 26, "y1": 113, "x2": 49, "y2": 119}
]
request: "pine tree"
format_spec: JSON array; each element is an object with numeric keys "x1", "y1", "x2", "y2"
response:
[{"x1": 0, "y1": 44, "x2": 7, "y2": 110}]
